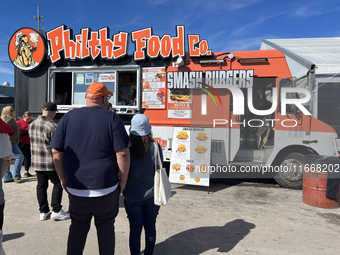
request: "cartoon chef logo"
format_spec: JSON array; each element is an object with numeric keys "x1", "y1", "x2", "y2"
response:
[{"x1": 8, "y1": 28, "x2": 47, "y2": 71}]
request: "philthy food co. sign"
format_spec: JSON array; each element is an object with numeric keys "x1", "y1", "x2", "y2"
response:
[{"x1": 8, "y1": 25, "x2": 212, "y2": 71}]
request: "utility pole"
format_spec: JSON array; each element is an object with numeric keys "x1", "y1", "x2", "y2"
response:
[{"x1": 33, "y1": 6, "x2": 45, "y2": 32}]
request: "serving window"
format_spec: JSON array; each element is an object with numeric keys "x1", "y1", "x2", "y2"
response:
[
  {"x1": 51, "y1": 67, "x2": 139, "y2": 111},
  {"x1": 73, "y1": 72, "x2": 116, "y2": 106},
  {"x1": 117, "y1": 71, "x2": 137, "y2": 106}
]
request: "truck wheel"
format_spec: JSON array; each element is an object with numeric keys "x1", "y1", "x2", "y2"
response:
[{"x1": 274, "y1": 152, "x2": 304, "y2": 189}]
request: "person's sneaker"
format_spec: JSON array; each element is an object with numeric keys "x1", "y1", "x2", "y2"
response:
[
  {"x1": 40, "y1": 212, "x2": 51, "y2": 221},
  {"x1": 14, "y1": 178, "x2": 22, "y2": 183},
  {"x1": 51, "y1": 209, "x2": 70, "y2": 221},
  {"x1": 4, "y1": 179, "x2": 14, "y2": 183}
]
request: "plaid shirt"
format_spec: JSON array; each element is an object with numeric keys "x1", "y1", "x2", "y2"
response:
[{"x1": 28, "y1": 115, "x2": 57, "y2": 171}]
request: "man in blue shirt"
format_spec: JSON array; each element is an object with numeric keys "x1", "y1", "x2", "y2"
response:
[{"x1": 51, "y1": 82, "x2": 131, "y2": 255}]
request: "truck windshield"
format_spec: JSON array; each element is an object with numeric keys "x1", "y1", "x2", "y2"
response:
[{"x1": 279, "y1": 77, "x2": 310, "y2": 115}]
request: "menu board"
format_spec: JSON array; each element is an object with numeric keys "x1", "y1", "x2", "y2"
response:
[
  {"x1": 167, "y1": 89, "x2": 192, "y2": 118},
  {"x1": 169, "y1": 127, "x2": 211, "y2": 187},
  {"x1": 142, "y1": 67, "x2": 166, "y2": 109}
]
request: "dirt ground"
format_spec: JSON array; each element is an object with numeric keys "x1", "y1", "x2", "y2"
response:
[{"x1": 2, "y1": 170, "x2": 340, "y2": 255}]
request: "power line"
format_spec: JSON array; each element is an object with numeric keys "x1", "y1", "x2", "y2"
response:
[
  {"x1": 0, "y1": 7, "x2": 33, "y2": 17},
  {"x1": 17, "y1": 0, "x2": 35, "y2": 6},
  {"x1": 40, "y1": 7, "x2": 62, "y2": 26},
  {"x1": 42, "y1": 16, "x2": 59, "y2": 27},
  {"x1": 0, "y1": 30, "x2": 11, "y2": 34},
  {"x1": 0, "y1": 2, "x2": 35, "y2": 15},
  {"x1": 0, "y1": 2, "x2": 55, "y2": 31},
  {"x1": 0, "y1": 3, "x2": 59, "y2": 33}
]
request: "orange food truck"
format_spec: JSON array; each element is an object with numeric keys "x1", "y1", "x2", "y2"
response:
[{"x1": 9, "y1": 26, "x2": 340, "y2": 189}]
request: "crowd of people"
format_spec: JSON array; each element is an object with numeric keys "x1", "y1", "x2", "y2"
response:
[{"x1": 0, "y1": 82, "x2": 163, "y2": 255}]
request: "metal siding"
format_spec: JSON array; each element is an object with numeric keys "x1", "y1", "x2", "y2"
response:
[
  {"x1": 28, "y1": 67, "x2": 48, "y2": 115},
  {"x1": 14, "y1": 68, "x2": 28, "y2": 118},
  {"x1": 15, "y1": 67, "x2": 48, "y2": 117}
]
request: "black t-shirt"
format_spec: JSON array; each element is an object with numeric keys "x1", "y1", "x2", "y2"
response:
[{"x1": 51, "y1": 107, "x2": 131, "y2": 190}]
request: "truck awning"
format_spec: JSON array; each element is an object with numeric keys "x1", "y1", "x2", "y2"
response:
[{"x1": 260, "y1": 37, "x2": 340, "y2": 77}]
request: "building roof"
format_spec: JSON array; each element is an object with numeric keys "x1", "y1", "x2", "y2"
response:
[{"x1": 0, "y1": 92, "x2": 14, "y2": 104}]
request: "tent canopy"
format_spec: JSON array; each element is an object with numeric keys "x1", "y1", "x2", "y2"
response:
[{"x1": 261, "y1": 37, "x2": 340, "y2": 76}]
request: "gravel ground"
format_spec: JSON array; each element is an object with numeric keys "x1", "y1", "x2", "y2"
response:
[{"x1": 2, "y1": 169, "x2": 340, "y2": 255}]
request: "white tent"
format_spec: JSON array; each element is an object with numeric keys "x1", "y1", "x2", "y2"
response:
[
  {"x1": 261, "y1": 37, "x2": 340, "y2": 78},
  {"x1": 260, "y1": 37, "x2": 340, "y2": 136}
]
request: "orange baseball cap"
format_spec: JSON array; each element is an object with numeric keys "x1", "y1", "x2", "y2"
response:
[{"x1": 85, "y1": 82, "x2": 113, "y2": 99}]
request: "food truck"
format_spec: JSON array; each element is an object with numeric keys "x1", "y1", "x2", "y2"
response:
[{"x1": 9, "y1": 26, "x2": 340, "y2": 189}]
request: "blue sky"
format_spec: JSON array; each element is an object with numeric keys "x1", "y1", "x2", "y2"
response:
[{"x1": 0, "y1": 0, "x2": 339, "y2": 88}]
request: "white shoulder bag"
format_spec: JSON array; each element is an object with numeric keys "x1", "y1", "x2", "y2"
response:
[
  {"x1": 153, "y1": 142, "x2": 171, "y2": 206},
  {"x1": 0, "y1": 133, "x2": 13, "y2": 160}
]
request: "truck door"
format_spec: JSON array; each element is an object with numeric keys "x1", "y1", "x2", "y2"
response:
[{"x1": 231, "y1": 77, "x2": 276, "y2": 163}]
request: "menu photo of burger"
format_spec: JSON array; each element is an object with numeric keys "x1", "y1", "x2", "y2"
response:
[
  {"x1": 176, "y1": 144, "x2": 187, "y2": 153},
  {"x1": 195, "y1": 132, "x2": 209, "y2": 141},
  {"x1": 169, "y1": 89, "x2": 191, "y2": 103},
  {"x1": 176, "y1": 131, "x2": 189, "y2": 141},
  {"x1": 194, "y1": 146, "x2": 207, "y2": 154},
  {"x1": 156, "y1": 71, "x2": 165, "y2": 79}
]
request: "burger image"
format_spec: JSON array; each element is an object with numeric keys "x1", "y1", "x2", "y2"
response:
[
  {"x1": 172, "y1": 163, "x2": 181, "y2": 171},
  {"x1": 194, "y1": 146, "x2": 207, "y2": 154},
  {"x1": 196, "y1": 132, "x2": 208, "y2": 141},
  {"x1": 176, "y1": 145, "x2": 187, "y2": 153},
  {"x1": 156, "y1": 71, "x2": 165, "y2": 79},
  {"x1": 169, "y1": 90, "x2": 190, "y2": 102},
  {"x1": 179, "y1": 175, "x2": 185, "y2": 181},
  {"x1": 176, "y1": 131, "x2": 189, "y2": 140},
  {"x1": 186, "y1": 164, "x2": 195, "y2": 173}
]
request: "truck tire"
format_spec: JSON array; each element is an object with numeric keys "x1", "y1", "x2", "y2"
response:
[{"x1": 274, "y1": 152, "x2": 304, "y2": 189}]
